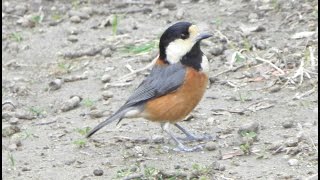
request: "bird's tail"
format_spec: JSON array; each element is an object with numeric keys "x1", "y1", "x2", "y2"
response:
[{"x1": 86, "y1": 109, "x2": 127, "y2": 138}]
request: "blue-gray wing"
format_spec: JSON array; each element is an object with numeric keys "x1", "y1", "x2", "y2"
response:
[
  {"x1": 85, "y1": 63, "x2": 186, "y2": 138},
  {"x1": 122, "y1": 63, "x2": 186, "y2": 108}
]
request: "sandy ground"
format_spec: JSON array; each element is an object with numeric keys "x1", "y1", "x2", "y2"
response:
[{"x1": 2, "y1": 0, "x2": 318, "y2": 179}]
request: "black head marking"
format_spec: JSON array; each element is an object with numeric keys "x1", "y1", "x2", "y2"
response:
[{"x1": 159, "y1": 22, "x2": 193, "y2": 61}]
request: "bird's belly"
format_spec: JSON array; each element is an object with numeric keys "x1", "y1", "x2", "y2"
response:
[{"x1": 142, "y1": 68, "x2": 208, "y2": 123}]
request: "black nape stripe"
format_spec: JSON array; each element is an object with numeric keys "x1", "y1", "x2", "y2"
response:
[{"x1": 181, "y1": 42, "x2": 203, "y2": 71}]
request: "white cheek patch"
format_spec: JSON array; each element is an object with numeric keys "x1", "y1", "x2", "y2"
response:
[
  {"x1": 201, "y1": 55, "x2": 210, "y2": 74},
  {"x1": 166, "y1": 39, "x2": 194, "y2": 64}
]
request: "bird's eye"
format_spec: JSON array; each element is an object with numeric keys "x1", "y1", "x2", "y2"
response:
[{"x1": 181, "y1": 33, "x2": 187, "y2": 39}]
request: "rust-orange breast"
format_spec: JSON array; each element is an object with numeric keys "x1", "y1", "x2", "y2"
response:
[{"x1": 143, "y1": 67, "x2": 208, "y2": 123}]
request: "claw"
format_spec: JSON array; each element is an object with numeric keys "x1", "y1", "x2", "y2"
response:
[
  {"x1": 174, "y1": 123, "x2": 215, "y2": 142},
  {"x1": 178, "y1": 134, "x2": 214, "y2": 142},
  {"x1": 173, "y1": 144, "x2": 203, "y2": 152}
]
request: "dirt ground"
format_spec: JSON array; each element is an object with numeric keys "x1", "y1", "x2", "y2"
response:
[{"x1": 2, "y1": 0, "x2": 318, "y2": 179}]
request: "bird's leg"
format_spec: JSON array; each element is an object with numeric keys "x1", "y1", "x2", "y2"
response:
[
  {"x1": 174, "y1": 123, "x2": 214, "y2": 142},
  {"x1": 161, "y1": 123, "x2": 203, "y2": 152}
]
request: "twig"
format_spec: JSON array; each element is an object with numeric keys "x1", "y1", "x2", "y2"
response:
[
  {"x1": 212, "y1": 64, "x2": 246, "y2": 78},
  {"x1": 309, "y1": 46, "x2": 317, "y2": 71},
  {"x1": 2, "y1": 101, "x2": 16, "y2": 109},
  {"x1": 255, "y1": 57, "x2": 285, "y2": 75},
  {"x1": 118, "y1": 55, "x2": 158, "y2": 81},
  {"x1": 292, "y1": 58, "x2": 305, "y2": 85},
  {"x1": 297, "y1": 123, "x2": 318, "y2": 152},
  {"x1": 34, "y1": 120, "x2": 57, "y2": 126},
  {"x1": 293, "y1": 88, "x2": 316, "y2": 100},
  {"x1": 125, "y1": 64, "x2": 135, "y2": 73}
]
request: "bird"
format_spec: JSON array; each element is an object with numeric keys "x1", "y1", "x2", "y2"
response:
[{"x1": 86, "y1": 21, "x2": 212, "y2": 152}]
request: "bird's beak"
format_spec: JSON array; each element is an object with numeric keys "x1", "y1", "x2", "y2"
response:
[{"x1": 195, "y1": 33, "x2": 213, "y2": 42}]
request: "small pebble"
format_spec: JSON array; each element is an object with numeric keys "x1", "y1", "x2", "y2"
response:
[
  {"x1": 101, "y1": 48, "x2": 112, "y2": 57},
  {"x1": 70, "y1": 16, "x2": 81, "y2": 23},
  {"x1": 288, "y1": 159, "x2": 299, "y2": 166},
  {"x1": 101, "y1": 74, "x2": 111, "y2": 83},
  {"x1": 15, "y1": 110, "x2": 36, "y2": 120},
  {"x1": 268, "y1": 140, "x2": 283, "y2": 151},
  {"x1": 93, "y1": 169, "x2": 104, "y2": 176},
  {"x1": 61, "y1": 96, "x2": 82, "y2": 112},
  {"x1": 176, "y1": 8, "x2": 184, "y2": 20},
  {"x1": 285, "y1": 137, "x2": 299, "y2": 147},
  {"x1": 282, "y1": 120, "x2": 294, "y2": 129},
  {"x1": 67, "y1": 27, "x2": 80, "y2": 35},
  {"x1": 9, "y1": 118, "x2": 19, "y2": 125},
  {"x1": 248, "y1": 13, "x2": 258, "y2": 20},
  {"x1": 211, "y1": 161, "x2": 226, "y2": 171},
  {"x1": 254, "y1": 40, "x2": 267, "y2": 50},
  {"x1": 21, "y1": 167, "x2": 31, "y2": 171},
  {"x1": 69, "y1": 10, "x2": 90, "y2": 20},
  {"x1": 205, "y1": 141, "x2": 217, "y2": 151},
  {"x1": 160, "y1": 8, "x2": 169, "y2": 16},
  {"x1": 48, "y1": 79, "x2": 63, "y2": 90},
  {"x1": 65, "y1": 159, "x2": 76, "y2": 166},
  {"x1": 269, "y1": 85, "x2": 281, "y2": 93},
  {"x1": 67, "y1": 35, "x2": 78, "y2": 43},
  {"x1": 88, "y1": 109, "x2": 104, "y2": 119},
  {"x1": 209, "y1": 46, "x2": 224, "y2": 56},
  {"x1": 162, "y1": 2, "x2": 177, "y2": 10},
  {"x1": 2, "y1": 111, "x2": 15, "y2": 120},
  {"x1": 102, "y1": 91, "x2": 113, "y2": 100},
  {"x1": 238, "y1": 121, "x2": 259, "y2": 134}
]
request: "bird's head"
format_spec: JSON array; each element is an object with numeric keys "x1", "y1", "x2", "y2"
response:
[{"x1": 159, "y1": 22, "x2": 212, "y2": 64}]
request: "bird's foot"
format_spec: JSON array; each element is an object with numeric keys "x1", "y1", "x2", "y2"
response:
[
  {"x1": 178, "y1": 133, "x2": 215, "y2": 142},
  {"x1": 173, "y1": 144, "x2": 203, "y2": 152}
]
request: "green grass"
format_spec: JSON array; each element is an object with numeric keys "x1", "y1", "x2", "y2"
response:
[
  {"x1": 271, "y1": 0, "x2": 281, "y2": 11},
  {"x1": 29, "y1": 106, "x2": 46, "y2": 117},
  {"x1": 10, "y1": 32, "x2": 23, "y2": 42},
  {"x1": 51, "y1": 13, "x2": 62, "y2": 21},
  {"x1": 30, "y1": 15, "x2": 41, "y2": 24},
  {"x1": 73, "y1": 139, "x2": 87, "y2": 148},
  {"x1": 115, "y1": 168, "x2": 133, "y2": 179},
  {"x1": 57, "y1": 62, "x2": 71, "y2": 71},
  {"x1": 8, "y1": 152, "x2": 15, "y2": 167},
  {"x1": 112, "y1": 14, "x2": 118, "y2": 36},
  {"x1": 21, "y1": 130, "x2": 33, "y2": 140},
  {"x1": 121, "y1": 41, "x2": 158, "y2": 54},
  {"x1": 75, "y1": 127, "x2": 91, "y2": 136},
  {"x1": 73, "y1": 127, "x2": 91, "y2": 148},
  {"x1": 144, "y1": 166, "x2": 160, "y2": 178},
  {"x1": 81, "y1": 98, "x2": 94, "y2": 108},
  {"x1": 243, "y1": 38, "x2": 252, "y2": 51},
  {"x1": 240, "y1": 131, "x2": 257, "y2": 154},
  {"x1": 72, "y1": 0, "x2": 80, "y2": 9},
  {"x1": 191, "y1": 163, "x2": 211, "y2": 179},
  {"x1": 235, "y1": 52, "x2": 246, "y2": 63}
]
